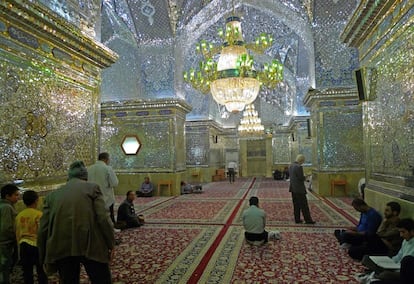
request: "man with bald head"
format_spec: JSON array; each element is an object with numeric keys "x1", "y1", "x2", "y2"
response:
[{"x1": 288, "y1": 154, "x2": 315, "y2": 224}]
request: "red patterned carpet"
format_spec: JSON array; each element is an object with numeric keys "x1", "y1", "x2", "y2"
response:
[{"x1": 11, "y1": 177, "x2": 367, "y2": 283}]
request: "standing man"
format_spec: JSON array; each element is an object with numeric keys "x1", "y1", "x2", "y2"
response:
[
  {"x1": 242, "y1": 196, "x2": 281, "y2": 245},
  {"x1": 0, "y1": 184, "x2": 20, "y2": 284},
  {"x1": 288, "y1": 154, "x2": 316, "y2": 224},
  {"x1": 227, "y1": 161, "x2": 237, "y2": 183},
  {"x1": 88, "y1": 152, "x2": 119, "y2": 224},
  {"x1": 38, "y1": 161, "x2": 115, "y2": 284}
]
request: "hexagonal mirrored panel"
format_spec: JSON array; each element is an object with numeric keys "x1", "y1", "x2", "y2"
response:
[{"x1": 121, "y1": 135, "x2": 141, "y2": 155}]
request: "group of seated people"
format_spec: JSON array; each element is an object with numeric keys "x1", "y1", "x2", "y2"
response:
[
  {"x1": 180, "y1": 181, "x2": 202, "y2": 194},
  {"x1": 334, "y1": 198, "x2": 414, "y2": 283},
  {"x1": 273, "y1": 167, "x2": 289, "y2": 180},
  {"x1": 135, "y1": 177, "x2": 203, "y2": 197},
  {"x1": 117, "y1": 177, "x2": 203, "y2": 229}
]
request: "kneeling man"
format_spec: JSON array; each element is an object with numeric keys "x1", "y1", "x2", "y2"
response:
[{"x1": 242, "y1": 196, "x2": 281, "y2": 245}]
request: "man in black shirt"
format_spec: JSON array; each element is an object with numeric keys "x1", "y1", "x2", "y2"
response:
[{"x1": 117, "y1": 191, "x2": 142, "y2": 229}]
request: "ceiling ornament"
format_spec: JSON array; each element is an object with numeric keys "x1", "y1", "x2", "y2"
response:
[
  {"x1": 140, "y1": 0, "x2": 155, "y2": 25},
  {"x1": 302, "y1": 0, "x2": 314, "y2": 22},
  {"x1": 183, "y1": 16, "x2": 284, "y2": 113},
  {"x1": 238, "y1": 104, "x2": 264, "y2": 138},
  {"x1": 167, "y1": 0, "x2": 180, "y2": 35}
]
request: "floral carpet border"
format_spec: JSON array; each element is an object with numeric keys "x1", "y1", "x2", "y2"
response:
[{"x1": 155, "y1": 225, "x2": 222, "y2": 283}]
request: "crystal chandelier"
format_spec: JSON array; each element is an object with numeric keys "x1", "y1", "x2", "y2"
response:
[
  {"x1": 183, "y1": 16, "x2": 283, "y2": 113},
  {"x1": 238, "y1": 104, "x2": 264, "y2": 136}
]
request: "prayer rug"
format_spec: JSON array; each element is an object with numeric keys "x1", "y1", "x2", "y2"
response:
[{"x1": 200, "y1": 226, "x2": 365, "y2": 283}]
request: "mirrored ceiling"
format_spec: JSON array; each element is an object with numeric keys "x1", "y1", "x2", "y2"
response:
[{"x1": 37, "y1": 0, "x2": 360, "y2": 129}]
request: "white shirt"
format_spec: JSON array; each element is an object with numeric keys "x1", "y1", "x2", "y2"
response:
[
  {"x1": 228, "y1": 161, "x2": 237, "y2": 169},
  {"x1": 392, "y1": 237, "x2": 414, "y2": 263},
  {"x1": 88, "y1": 160, "x2": 119, "y2": 209}
]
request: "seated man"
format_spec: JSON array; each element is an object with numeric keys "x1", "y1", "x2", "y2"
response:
[
  {"x1": 180, "y1": 181, "x2": 202, "y2": 194},
  {"x1": 242, "y1": 196, "x2": 281, "y2": 245},
  {"x1": 356, "y1": 218, "x2": 414, "y2": 283},
  {"x1": 136, "y1": 177, "x2": 153, "y2": 197},
  {"x1": 273, "y1": 169, "x2": 283, "y2": 180},
  {"x1": 335, "y1": 198, "x2": 382, "y2": 248},
  {"x1": 117, "y1": 191, "x2": 142, "y2": 229},
  {"x1": 348, "y1": 201, "x2": 402, "y2": 260}
]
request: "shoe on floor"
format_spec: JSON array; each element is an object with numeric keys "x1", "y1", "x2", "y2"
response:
[
  {"x1": 354, "y1": 273, "x2": 369, "y2": 283},
  {"x1": 334, "y1": 229, "x2": 341, "y2": 240},
  {"x1": 354, "y1": 271, "x2": 375, "y2": 284},
  {"x1": 295, "y1": 220, "x2": 303, "y2": 224},
  {"x1": 305, "y1": 220, "x2": 316, "y2": 224},
  {"x1": 114, "y1": 228, "x2": 121, "y2": 233},
  {"x1": 268, "y1": 230, "x2": 282, "y2": 240},
  {"x1": 340, "y1": 242, "x2": 352, "y2": 249}
]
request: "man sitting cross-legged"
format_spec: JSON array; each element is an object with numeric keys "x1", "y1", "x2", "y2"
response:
[
  {"x1": 334, "y1": 198, "x2": 382, "y2": 249},
  {"x1": 356, "y1": 218, "x2": 414, "y2": 283},
  {"x1": 242, "y1": 196, "x2": 281, "y2": 245},
  {"x1": 348, "y1": 201, "x2": 402, "y2": 261},
  {"x1": 116, "y1": 191, "x2": 143, "y2": 229},
  {"x1": 136, "y1": 177, "x2": 154, "y2": 197}
]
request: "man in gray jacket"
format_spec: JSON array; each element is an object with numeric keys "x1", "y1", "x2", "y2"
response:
[
  {"x1": 289, "y1": 154, "x2": 316, "y2": 224},
  {"x1": 38, "y1": 161, "x2": 115, "y2": 284}
]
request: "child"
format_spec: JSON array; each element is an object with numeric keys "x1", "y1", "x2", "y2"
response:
[
  {"x1": 15, "y1": 190, "x2": 47, "y2": 284},
  {"x1": 0, "y1": 184, "x2": 20, "y2": 284}
]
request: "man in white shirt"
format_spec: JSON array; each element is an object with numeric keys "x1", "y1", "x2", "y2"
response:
[
  {"x1": 227, "y1": 161, "x2": 237, "y2": 183},
  {"x1": 88, "y1": 152, "x2": 119, "y2": 224},
  {"x1": 357, "y1": 218, "x2": 414, "y2": 283}
]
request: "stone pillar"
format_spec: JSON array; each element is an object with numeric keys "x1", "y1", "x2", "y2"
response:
[
  {"x1": 288, "y1": 116, "x2": 312, "y2": 165},
  {"x1": 272, "y1": 128, "x2": 292, "y2": 171},
  {"x1": 100, "y1": 99, "x2": 191, "y2": 196},
  {"x1": 304, "y1": 88, "x2": 365, "y2": 196},
  {"x1": 265, "y1": 135, "x2": 273, "y2": 178},
  {"x1": 185, "y1": 120, "x2": 226, "y2": 183},
  {"x1": 238, "y1": 139, "x2": 246, "y2": 177}
]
